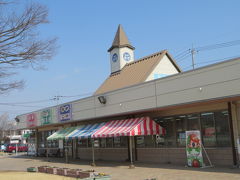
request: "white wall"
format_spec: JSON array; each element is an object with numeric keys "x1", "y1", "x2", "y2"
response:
[
  {"x1": 16, "y1": 58, "x2": 240, "y2": 129},
  {"x1": 145, "y1": 54, "x2": 179, "y2": 81},
  {"x1": 110, "y1": 47, "x2": 134, "y2": 73}
]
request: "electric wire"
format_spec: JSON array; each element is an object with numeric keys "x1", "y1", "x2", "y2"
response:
[
  {"x1": 0, "y1": 92, "x2": 93, "y2": 106},
  {"x1": 195, "y1": 40, "x2": 240, "y2": 52}
]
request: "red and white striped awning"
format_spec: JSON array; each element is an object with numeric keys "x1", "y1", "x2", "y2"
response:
[{"x1": 92, "y1": 116, "x2": 165, "y2": 138}]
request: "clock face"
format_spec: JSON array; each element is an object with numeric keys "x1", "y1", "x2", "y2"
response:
[
  {"x1": 112, "y1": 53, "x2": 118, "y2": 62},
  {"x1": 123, "y1": 52, "x2": 131, "y2": 61}
]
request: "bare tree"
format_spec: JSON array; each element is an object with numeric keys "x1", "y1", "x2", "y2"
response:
[
  {"x1": 0, "y1": 1, "x2": 57, "y2": 94},
  {"x1": 0, "y1": 113, "x2": 13, "y2": 140}
]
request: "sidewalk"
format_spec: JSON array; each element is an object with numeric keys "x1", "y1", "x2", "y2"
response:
[{"x1": 0, "y1": 155, "x2": 240, "y2": 180}]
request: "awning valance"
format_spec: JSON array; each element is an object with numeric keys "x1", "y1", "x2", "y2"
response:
[
  {"x1": 92, "y1": 117, "x2": 165, "y2": 138},
  {"x1": 66, "y1": 122, "x2": 105, "y2": 140},
  {"x1": 47, "y1": 126, "x2": 81, "y2": 141}
]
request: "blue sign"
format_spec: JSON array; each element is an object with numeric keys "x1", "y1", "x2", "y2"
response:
[{"x1": 58, "y1": 104, "x2": 72, "y2": 122}]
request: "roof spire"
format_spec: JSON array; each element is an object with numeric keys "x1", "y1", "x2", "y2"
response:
[{"x1": 108, "y1": 24, "x2": 135, "y2": 52}]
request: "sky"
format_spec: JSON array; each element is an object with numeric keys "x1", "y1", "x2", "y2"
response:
[{"x1": 1, "y1": 0, "x2": 240, "y2": 120}]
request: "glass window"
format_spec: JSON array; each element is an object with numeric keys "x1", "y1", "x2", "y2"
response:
[
  {"x1": 175, "y1": 115, "x2": 187, "y2": 146},
  {"x1": 144, "y1": 135, "x2": 155, "y2": 148},
  {"x1": 88, "y1": 138, "x2": 92, "y2": 148},
  {"x1": 187, "y1": 114, "x2": 200, "y2": 130},
  {"x1": 113, "y1": 137, "x2": 121, "y2": 147},
  {"x1": 156, "y1": 117, "x2": 176, "y2": 147},
  {"x1": 100, "y1": 138, "x2": 106, "y2": 148},
  {"x1": 215, "y1": 111, "x2": 231, "y2": 146},
  {"x1": 113, "y1": 136, "x2": 128, "y2": 148},
  {"x1": 136, "y1": 136, "x2": 145, "y2": 148},
  {"x1": 77, "y1": 139, "x2": 87, "y2": 148},
  {"x1": 201, "y1": 112, "x2": 216, "y2": 147},
  {"x1": 136, "y1": 136, "x2": 156, "y2": 148},
  {"x1": 106, "y1": 138, "x2": 113, "y2": 148}
]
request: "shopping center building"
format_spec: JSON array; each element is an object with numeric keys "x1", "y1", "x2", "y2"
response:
[{"x1": 16, "y1": 25, "x2": 240, "y2": 166}]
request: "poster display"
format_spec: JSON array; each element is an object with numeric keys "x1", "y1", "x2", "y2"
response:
[
  {"x1": 40, "y1": 109, "x2": 52, "y2": 125},
  {"x1": 58, "y1": 104, "x2": 72, "y2": 122},
  {"x1": 186, "y1": 130, "x2": 203, "y2": 167},
  {"x1": 28, "y1": 143, "x2": 36, "y2": 156},
  {"x1": 26, "y1": 113, "x2": 37, "y2": 128}
]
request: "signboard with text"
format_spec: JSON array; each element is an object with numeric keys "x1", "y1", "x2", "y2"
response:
[
  {"x1": 58, "y1": 104, "x2": 72, "y2": 122},
  {"x1": 26, "y1": 113, "x2": 37, "y2": 128},
  {"x1": 40, "y1": 109, "x2": 52, "y2": 125},
  {"x1": 186, "y1": 130, "x2": 203, "y2": 167}
]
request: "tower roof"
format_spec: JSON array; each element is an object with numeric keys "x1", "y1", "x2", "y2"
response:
[{"x1": 108, "y1": 24, "x2": 135, "y2": 52}]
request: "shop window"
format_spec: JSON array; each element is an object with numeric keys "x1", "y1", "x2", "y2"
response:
[
  {"x1": 144, "y1": 135, "x2": 156, "y2": 147},
  {"x1": 136, "y1": 136, "x2": 155, "y2": 148},
  {"x1": 113, "y1": 137, "x2": 121, "y2": 147},
  {"x1": 175, "y1": 115, "x2": 187, "y2": 146},
  {"x1": 187, "y1": 114, "x2": 200, "y2": 130},
  {"x1": 215, "y1": 111, "x2": 231, "y2": 146},
  {"x1": 156, "y1": 117, "x2": 176, "y2": 147},
  {"x1": 100, "y1": 138, "x2": 106, "y2": 148},
  {"x1": 88, "y1": 138, "x2": 92, "y2": 147},
  {"x1": 113, "y1": 137, "x2": 128, "y2": 148},
  {"x1": 77, "y1": 139, "x2": 87, "y2": 148},
  {"x1": 201, "y1": 112, "x2": 216, "y2": 147},
  {"x1": 106, "y1": 138, "x2": 113, "y2": 148},
  {"x1": 136, "y1": 136, "x2": 145, "y2": 148},
  {"x1": 120, "y1": 137, "x2": 128, "y2": 147}
]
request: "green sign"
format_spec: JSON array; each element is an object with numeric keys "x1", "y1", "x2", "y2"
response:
[
  {"x1": 41, "y1": 109, "x2": 52, "y2": 125},
  {"x1": 186, "y1": 130, "x2": 203, "y2": 167}
]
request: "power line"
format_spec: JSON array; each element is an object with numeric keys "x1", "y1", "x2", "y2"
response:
[
  {"x1": 195, "y1": 40, "x2": 240, "y2": 52},
  {"x1": 195, "y1": 55, "x2": 240, "y2": 66},
  {"x1": 181, "y1": 55, "x2": 240, "y2": 70},
  {"x1": 1, "y1": 99, "x2": 52, "y2": 104},
  {"x1": 0, "y1": 92, "x2": 93, "y2": 105},
  {"x1": 0, "y1": 103, "x2": 44, "y2": 108}
]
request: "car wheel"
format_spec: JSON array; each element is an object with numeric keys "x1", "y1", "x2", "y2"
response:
[{"x1": 12, "y1": 150, "x2": 16, "y2": 153}]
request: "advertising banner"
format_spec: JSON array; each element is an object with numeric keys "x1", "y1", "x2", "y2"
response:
[
  {"x1": 40, "y1": 109, "x2": 52, "y2": 125},
  {"x1": 186, "y1": 130, "x2": 203, "y2": 167},
  {"x1": 58, "y1": 104, "x2": 72, "y2": 122},
  {"x1": 26, "y1": 113, "x2": 37, "y2": 128}
]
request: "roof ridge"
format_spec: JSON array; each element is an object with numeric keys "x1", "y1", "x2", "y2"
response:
[
  {"x1": 126, "y1": 49, "x2": 166, "y2": 67},
  {"x1": 109, "y1": 50, "x2": 167, "y2": 77}
]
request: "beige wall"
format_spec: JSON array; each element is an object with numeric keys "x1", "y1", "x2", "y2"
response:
[{"x1": 145, "y1": 54, "x2": 179, "y2": 81}]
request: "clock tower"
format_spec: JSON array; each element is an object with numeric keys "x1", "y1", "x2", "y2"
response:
[{"x1": 108, "y1": 25, "x2": 135, "y2": 73}]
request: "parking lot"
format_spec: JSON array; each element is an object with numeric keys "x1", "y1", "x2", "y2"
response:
[{"x1": 0, "y1": 154, "x2": 240, "y2": 180}]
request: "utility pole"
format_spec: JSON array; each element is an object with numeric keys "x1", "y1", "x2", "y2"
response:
[
  {"x1": 53, "y1": 95, "x2": 63, "y2": 105},
  {"x1": 190, "y1": 45, "x2": 196, "y2": 70}
]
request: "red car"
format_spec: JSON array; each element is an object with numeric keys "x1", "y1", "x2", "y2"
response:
[{"x1": 6, "y1": 143, "x2": 28, "y2": 153}]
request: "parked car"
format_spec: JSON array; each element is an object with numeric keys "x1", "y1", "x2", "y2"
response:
[{"x1": 6, "y1": 143, "x2": 28, "y2": 153}]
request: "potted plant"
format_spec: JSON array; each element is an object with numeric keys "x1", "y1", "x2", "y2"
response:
[
  {"x1": 37, "y1": 166, "x2": 48, "y2": 173},
  {"x1": 46, "y1": 166, "x2": 58, "y2": 174},
  {"x1": 56, "y1": 168, "x2": 69, "y2": 176}
]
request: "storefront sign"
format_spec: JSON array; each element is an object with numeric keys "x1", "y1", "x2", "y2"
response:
[
  {"x1": 186, "y1": 130, "x2": 203, "y2": 167},
  {"x1": 26, "y1": 113, "x2": 37, "y2": 128},
  {"x1": 40, "y1": 109, "x2": 52, "y2": 125},
  {"x1": 58, "y1": 104, "x2": 72, "y2": 122}
]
